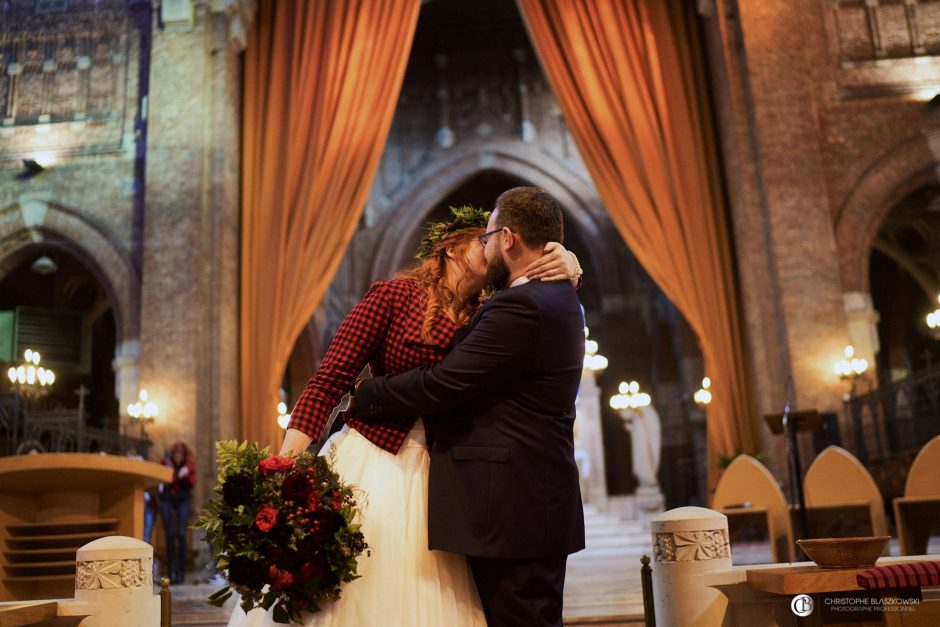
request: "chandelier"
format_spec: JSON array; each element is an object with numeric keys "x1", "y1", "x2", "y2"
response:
[
  {"x1": 609, "y1": 380, "x2": 651, "y2": 411},
  {"x1": 7, "y1": 348, "x2": 55, "y2": 399}
]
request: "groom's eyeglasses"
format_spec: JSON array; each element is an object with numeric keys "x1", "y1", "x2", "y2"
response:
[{"x1": 477, "y1": 228, "x2": 503, "y2": 247}]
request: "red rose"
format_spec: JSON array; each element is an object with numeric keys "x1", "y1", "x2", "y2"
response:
[
  {"x1": 255, "y1": 504, "x2": 278, "y2": 532},
  {"x1": 331, "y1": 490, "x2": 344, "y2": 511},
  {"x1": 273, "y1": 571, "x2": 294, "y2": 589},
  {"x1": 259, "y1": 455, "x2": 294, "y2": 476}
]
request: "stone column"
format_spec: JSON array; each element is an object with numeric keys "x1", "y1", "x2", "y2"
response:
[
  {"x1": 112, "y1": 339, "x2": 140, "y2": 436},
  {"x1": 843, "y1": 291, "x2": 880, "y2": 371},
  {"x1": 74, "y1": 536, "x2": 160, "y2": 627},
  {"x1": 651, "y1": 507, "x2": 732, "y2": 625},
  {"x1": 144, "y1": 5, "x2": 241, "y2": 532}
]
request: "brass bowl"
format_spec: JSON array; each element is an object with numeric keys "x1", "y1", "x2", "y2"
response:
[{"x1": 796, "y1": 536, "x2": 890, "y2": 568}]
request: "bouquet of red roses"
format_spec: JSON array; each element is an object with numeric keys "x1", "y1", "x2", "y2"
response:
[{"x1": 195, "y1": 440, "x2": 368, "y2": 624}]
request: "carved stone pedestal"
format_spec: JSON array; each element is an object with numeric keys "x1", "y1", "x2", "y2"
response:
[
  {"x1": 650, "y1": 507, "x2": 731, "y2": 625},
  {"x1": 74, "y1": 536, "x2": 160, "y2": 627}
]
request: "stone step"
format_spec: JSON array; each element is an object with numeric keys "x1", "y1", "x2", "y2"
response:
[
  {"x1": 584, "y1": 519, "x2": 649, "y2": 533},
  {"x1": 586, "y1": 537, "x2": 652, "y2": 550},
  {"x1": 583, "y1": 519, "x2": 650, "y2": 533}
]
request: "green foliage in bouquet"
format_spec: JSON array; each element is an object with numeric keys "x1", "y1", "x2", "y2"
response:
[{"x1": 195, "y1": 441, "x2": 368, "y2": 624}]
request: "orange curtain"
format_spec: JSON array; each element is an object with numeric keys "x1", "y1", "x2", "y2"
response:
[
  {"x1": 517, "y1": 0, "x2": 756, "y2": 465},
  {"x1": 241, "y1": 0, "x2": 421, "y2": 446}
]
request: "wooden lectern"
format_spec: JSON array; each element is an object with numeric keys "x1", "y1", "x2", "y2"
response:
[
  {"x1": 0, "y1": 453, "x2": 172, "y2": 601},
  {"x1": 764, "y1": 409, "x2": 821, "y2": 547}
]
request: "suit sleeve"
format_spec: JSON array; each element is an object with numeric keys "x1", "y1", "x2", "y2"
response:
[{"x1": 355, "y1": 290, "x2": 539, "y2": 419}]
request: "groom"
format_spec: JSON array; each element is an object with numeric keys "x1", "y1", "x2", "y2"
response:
[{"x1": 352, "y1": 186, "x2": 585, "y2": 626}]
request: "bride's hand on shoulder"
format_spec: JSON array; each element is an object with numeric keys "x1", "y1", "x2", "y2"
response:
[{"x1": 525, "y1": 242, "x2": 583, "y2": 287}]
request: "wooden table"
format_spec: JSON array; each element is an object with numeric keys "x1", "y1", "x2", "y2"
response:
[
  {"x1": 743, "y1": 561, "x2": 940, "y2": 626},
  {"x1": 747, "y1": 563, "x2": 867, "y2": 595},
  {"x1": 0, "y1": 453, "x2": 171, "y2": 601}
]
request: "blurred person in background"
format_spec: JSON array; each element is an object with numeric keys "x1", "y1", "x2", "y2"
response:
[{"x1": 159, "y1": 441, "x2": 195, "y2": 584}]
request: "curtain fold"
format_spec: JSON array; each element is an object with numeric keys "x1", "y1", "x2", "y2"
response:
[
  {"x1": 241, "y1": 0, "x2": 421, "y2": 446},
  {"x1": 517, "y1": 0, "x2": 756, "y2": 466}
]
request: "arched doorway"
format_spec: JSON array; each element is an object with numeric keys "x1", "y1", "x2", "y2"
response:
[
  {"x1": 870, "y1": 184, "x2": 940, "y2": 380},
  {"x1": 853, "y1": 184, "x2": 940, "y2": 491},
  {"x1": 0, "y1": 245, "x2": 119, "y2": 452}
]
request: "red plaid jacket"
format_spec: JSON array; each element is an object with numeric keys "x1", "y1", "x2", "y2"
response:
[{"x1": 288, "y1": 279, "x2": 458, "y2": 453}]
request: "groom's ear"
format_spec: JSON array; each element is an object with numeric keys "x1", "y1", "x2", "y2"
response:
[{"x1": 501, "y1": 227, "x2": 516, "y2": 252}]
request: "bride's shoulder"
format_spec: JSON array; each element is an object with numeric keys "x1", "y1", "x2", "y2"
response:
[{"x1": 364, "y1": 278, "x2": 425, "y2": 306}]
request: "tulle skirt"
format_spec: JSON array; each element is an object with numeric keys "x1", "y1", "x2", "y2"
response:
[{"x1": 227, "y1": 421, "x2": 485, "y2": 627}]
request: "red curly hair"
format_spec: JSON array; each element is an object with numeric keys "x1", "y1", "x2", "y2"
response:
[{"x1": 397, "y1": 227, "x2": 484, "y2": 342}]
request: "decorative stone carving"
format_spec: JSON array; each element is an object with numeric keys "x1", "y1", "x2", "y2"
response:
[
  {"x1": 653, "y1": 529, "x2": 730, "y2": 563},
  {"x1": 75, "y1": 537, "x2": 160, "y2": 626},
  {"x1": 76, "y1": 557, "x2": 153, "y2": 590}
]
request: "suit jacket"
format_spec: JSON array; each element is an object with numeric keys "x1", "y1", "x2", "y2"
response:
[{"x1": 355, "y1": 279, "x2": 586, "y2": 559}]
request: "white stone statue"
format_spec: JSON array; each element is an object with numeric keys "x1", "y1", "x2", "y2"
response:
[
  {"x1": 622, "y1": 403, "x2": 664, "y2": 518},
  {"x1": 624, "y1": 404, "x2": 662, "y2": 488},
  {"x1": 574, "y1": 368, "x2": 609, "y2": 506}
]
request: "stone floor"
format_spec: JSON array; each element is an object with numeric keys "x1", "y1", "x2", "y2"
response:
[
  {"x1": 163, "y1": 509, "x2": 940, "y2": 626},
  {"x1": 165, "y1": 504, "x2": 651, "y2": 626},
  {"x1": 563, "y1": 505, "x2": 648, "y2": 624}
]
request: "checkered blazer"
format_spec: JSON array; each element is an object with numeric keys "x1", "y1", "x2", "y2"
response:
[{"x1": 288, "y1": 279, "x2": 458, "y2": 453}]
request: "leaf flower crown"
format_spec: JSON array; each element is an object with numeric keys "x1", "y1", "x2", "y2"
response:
[{"x1": 415, "y1": 205, "x2": 491, "y2": 259}]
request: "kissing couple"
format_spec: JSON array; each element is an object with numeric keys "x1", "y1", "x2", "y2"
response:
[{"x1": 228, "y1": 186, "x2": 585, "y2": 627}]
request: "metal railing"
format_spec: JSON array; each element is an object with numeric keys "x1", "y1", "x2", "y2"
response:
[
  {"x1": 0, "y1": 394, "x2": 151, "y2": 459},
  {"x1": 845, "y1": 363, "x2": 940, "y2": 465}
]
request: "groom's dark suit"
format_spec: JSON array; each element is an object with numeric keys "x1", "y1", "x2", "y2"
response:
[{"x1": 354, "y1": 279, "x2": 585, "y2": 626}]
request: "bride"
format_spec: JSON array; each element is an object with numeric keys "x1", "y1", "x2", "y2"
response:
[{"x1": 227, "y1": 207, "x2": 577, "y2": 626}]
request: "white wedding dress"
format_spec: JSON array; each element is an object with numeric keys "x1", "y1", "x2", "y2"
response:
[{"x1": 226, "y1": 420, "x2": 486, "y2": 627}]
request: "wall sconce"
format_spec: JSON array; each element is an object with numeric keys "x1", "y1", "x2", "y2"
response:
[
  {"x1": 833, "y1": 345, "x2": 868, "y2": 401},
  {"x1": 609, "y1": 380, "x2": 651, "y2": 411},
  {"x1": 127, "y1": 388, "x2": 159, "y2": 436},
  {"x1": 583, "y1": 327, "x2": 608, "y2": 372},
  {"x1": 833, "y1": 345, "x2": 868, "y2": 380},
  {"x1": 277, "y1": 401, "x2": 291, "y2": 430},
  {"x1": 693, "y1": 377, "x2": 712, "y2": 407},
  {"x1": 927, "y1": 294, "x2": 940, "y2": 340}
]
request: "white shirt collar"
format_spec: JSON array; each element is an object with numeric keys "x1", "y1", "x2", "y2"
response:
[{"x1": 509, "y1": 276, "x2": 530, "y2": 288}]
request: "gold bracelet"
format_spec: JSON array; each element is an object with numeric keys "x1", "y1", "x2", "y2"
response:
[{"x1": 569, "y1": 251, "x2": 583, "y2": 280}]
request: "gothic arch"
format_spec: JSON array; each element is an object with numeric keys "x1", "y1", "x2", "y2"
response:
[
  {"x1": 0, "y1": 198, "x2": 140, "y2": 343},
  {"x1": 370, "y1": 141, "x2": 613, "y2": 283},
  {"x1": 835, "y1": 130, "x2": 940, "y2": 292}
]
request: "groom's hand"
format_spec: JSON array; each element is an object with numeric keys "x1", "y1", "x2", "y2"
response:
[
  {"x1": 343, "y1": 376, "x2": 368, "y2": 419},
  {"x1": 344, "y1": 394, "x2": 359, "y2": 418}
]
